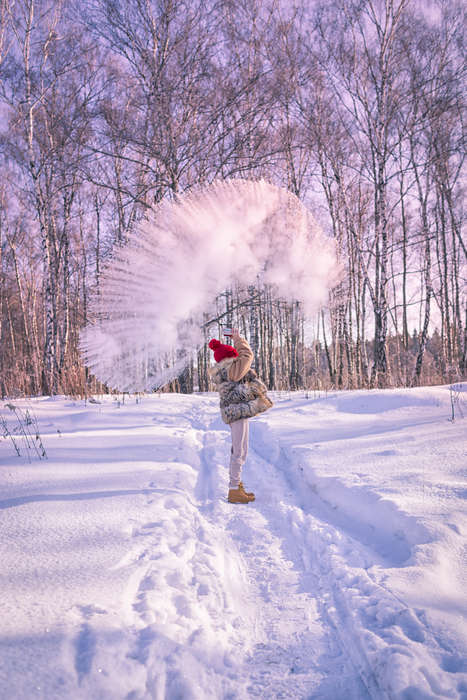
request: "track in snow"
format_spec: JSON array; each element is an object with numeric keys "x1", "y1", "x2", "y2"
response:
[
  {"x1": 183, "y1": 407, "x2": 461, "y2": 699},
  {"x1": 176, "y1": 410, "x2": 372, "y2": 698}
]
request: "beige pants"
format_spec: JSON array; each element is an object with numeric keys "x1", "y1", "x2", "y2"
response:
[{"x1": 229, "y1": 418, "x2": 249, "y2": 488}]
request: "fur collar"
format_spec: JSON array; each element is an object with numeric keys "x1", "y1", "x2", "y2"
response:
[{"x1": 209, "y1": 356, "x2": 236, "y2": 380}]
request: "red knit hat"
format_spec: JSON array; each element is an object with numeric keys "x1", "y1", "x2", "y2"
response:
[{"x1": 208, "y1": 338, "x2": 238, "y2": 363}]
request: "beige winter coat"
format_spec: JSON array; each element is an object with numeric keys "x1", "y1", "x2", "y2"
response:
[{"x1": 226, "y1": 336, "x2": 254, "y2": 381}]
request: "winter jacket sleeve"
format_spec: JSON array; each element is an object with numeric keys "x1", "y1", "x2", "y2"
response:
[{"x1": 228, "y1": 336, "x2": 254, "y2": 382}]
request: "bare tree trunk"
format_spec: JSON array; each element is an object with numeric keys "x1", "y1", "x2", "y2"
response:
[
  {"x1": 7, "y1": 233, "x2": 35, "y2": 387},
  {"x1": 0, "y1": 201, "x2": 5, "y2": 397},
  {"x1": 321, "y1": 309, "x2": 334, "y2": 387},
  {"x1": 412, "y1": 234, "x2": 432, "y2": 385}
]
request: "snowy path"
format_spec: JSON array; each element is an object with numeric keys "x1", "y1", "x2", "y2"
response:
[
  {"x1": 194, "y1": 414, "x2": 372, "y2": 699},
  {"x1": 189, "y1": 413, "x2": 366, "y2": 699},
  {"x1": 0, "y1": 388, "x2": 466, "y2": 699}
]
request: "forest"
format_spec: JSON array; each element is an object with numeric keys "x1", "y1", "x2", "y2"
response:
[{"x1": 0, "y1": 0, "x2": 465, "y2": 396}]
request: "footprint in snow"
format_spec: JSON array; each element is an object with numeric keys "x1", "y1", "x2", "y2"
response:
[
  {"x1": 174, "y1": 594, "x2": 193, "y2": 618},
  {"x1": 396, "y1": 608, "x2": 426, "y2": 643},
  {"x1": 441, "y1": 654, "x2": 467, "y2": 674},
  {"x1": 127, "y1": 625, "x2": 157, "y2": 665},
  {"x1": 77, "y1": 604, "x2": 107, "y2": 619},
  {"x1": 165, "y1": 570, "x2": 184, "y2": 589},
  {"x1": 74, "y1": 624, "x2": 96, "y2": 682},
  {"x1": 138, "y1": 574, "x2": 156, "y2": 592}
]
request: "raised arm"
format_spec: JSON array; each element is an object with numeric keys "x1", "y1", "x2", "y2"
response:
[{"x1": 228, "y1": 329, "x2": 254, "y2": 381}]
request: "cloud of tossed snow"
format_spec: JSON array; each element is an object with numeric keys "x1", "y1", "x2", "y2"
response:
[{"x1": 80, "y1": 178, "x2": 341, "y2": 391}]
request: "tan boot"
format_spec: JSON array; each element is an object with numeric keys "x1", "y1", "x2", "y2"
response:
[
  {"x1": 228, "y1": 483, "x2": 255, "y2": 503},
  {"x1": 238, "y1": 481, "x2": 254, "y2": 498}
]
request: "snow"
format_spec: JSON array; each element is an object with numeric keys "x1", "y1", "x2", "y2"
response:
[
  {"x1": 80, "y1": 179, "x2": 339, "y2": 392},
  {"x1": 0, "y1": 385, "x2": 466, "y2": 699}
]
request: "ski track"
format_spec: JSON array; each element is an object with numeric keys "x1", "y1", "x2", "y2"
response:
[{"x1": 2, "y1": 393, "x2": 466, "y2": 699}]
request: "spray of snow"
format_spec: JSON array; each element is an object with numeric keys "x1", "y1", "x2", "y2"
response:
[{"x1": 80, "y1": 178, "x2": 340, "y2": 391}]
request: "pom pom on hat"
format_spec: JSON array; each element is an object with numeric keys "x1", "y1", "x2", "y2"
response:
[{"x1": 209, "y1": 338, "x2": 238, "y2": 363}]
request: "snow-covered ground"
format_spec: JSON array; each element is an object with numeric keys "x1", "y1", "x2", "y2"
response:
[{"x1": 0, "y1": 385, "x2": 466, "y2": 700}]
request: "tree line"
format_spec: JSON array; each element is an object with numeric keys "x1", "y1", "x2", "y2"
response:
[{"x1": 0, "y1": 0, "x2": 465, "y2": 397}]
